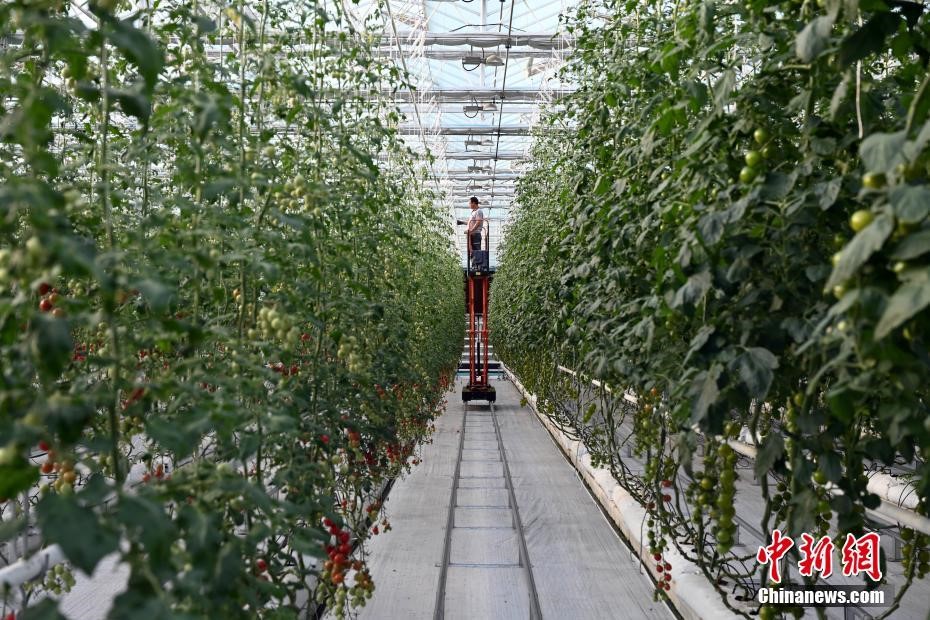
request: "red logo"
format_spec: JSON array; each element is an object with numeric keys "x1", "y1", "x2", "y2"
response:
[
  {"x1": 798, "y1": 533, "x2": 835, "y2": 578},
  {"x1": 756, "y1": 529, "x2": 794, "y2": 583},
  {"x1": 841, "y1": 532, "x2": 883, "y2": 582},
  {"x1": 757, "y1": 530, "x2": 884, "y2": 583}
]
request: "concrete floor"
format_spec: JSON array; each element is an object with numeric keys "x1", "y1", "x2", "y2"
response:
[{"x1": 355, "y1": 377, "x2": 669, "y2": 620}]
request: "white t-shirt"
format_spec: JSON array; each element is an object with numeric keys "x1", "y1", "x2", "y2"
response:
[{"x1": 467, "y1": 208, "x2": 485, "y2": 235}]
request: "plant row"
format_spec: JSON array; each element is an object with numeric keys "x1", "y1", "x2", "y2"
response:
[
  {"x1": 0, "y1": 0, "x2": 462, "y2": 618},
  {"x1": 491, "y1": 0, "x2": 930, "y2": 616}
]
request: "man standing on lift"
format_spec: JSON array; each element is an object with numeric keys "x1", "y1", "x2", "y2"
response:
[{"x1": 466, "y1": 196, "x2": 485, "y2": 268}]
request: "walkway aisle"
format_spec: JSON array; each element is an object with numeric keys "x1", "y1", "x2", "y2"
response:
[{"x1": 357, "y1": 379, "x2": 670, "y2": 620}]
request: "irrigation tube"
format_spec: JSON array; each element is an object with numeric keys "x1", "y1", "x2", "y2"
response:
[{"x1": 551, "y1": 365, "x2": 930, "y2": 539}]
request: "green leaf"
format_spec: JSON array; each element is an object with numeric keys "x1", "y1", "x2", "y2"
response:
[
  {"x1": 817, "y1": 178, "x2": 842, "y2": 210},
  {"x1": 889, "y1": 185, "x2": 930, "y2": 224},
  {"x1": 194, "y1": 15, "x2": 217, "y2": 33},
  {"x1": 37, "y1": 494, "x2": 119, "y2": 574},
  {"x1": 860, "y1": 130, "x2": 907, "y2": 172},
  {"x1": 837, "y1": 12, "x2": 901, "y2": 68},
  {"x1": 698, "y1": 210, "x2": 727, "y2": 244},
  {"x1": 819, "y1": 451, "x2": 843, "y2": 482},
  {"x1": 672, "y1": 270, "x2": 712, "y2": 307},
  {"x1": 31, "y1": 315, "x2": 74, "y2": 380},
  {"x1": 754, "y1": 432, "x2": 784, "y2": 479},
  {"x1": 146, "y1": 414, "x2": 206, "y2": 459},
  {"x1": 109, "y1": 589, "x2": 176, "y2": 620},
  {"x1": 829, "y1": 73, "x2": 851, "y2": 121},
  {"x1": 135, "y1": 278, "x2": 174, "y2": 313},
  {"x1": 684, "y1": 325, "x2": 715, "y2": 365},
  {"x1": 699, "y1": 1, "x2": 715, "y2": 35},
  {"x1": 733, "y1": 347, "x2": 778, "y2": 398},
  {"x1": 117, "y1": 495, "x2": 176, "y2": 576},
  {"x1": 0, "y1": 463, "x2": 40, "y2": 498},
  {"x1": 204, "y1": 178, "x2": 237, "y2": 201},
  {"x1": 761, "y1": 172, "x2": 794, "y2": 200},
  {"x1": 0, "y1": 514, "x2": 25, "y2": 542},
  {"x1": 22, "y1": 599, "x2": 66, "y2": 620},
  {"x1": 712, "y1": 70, "x2": 735, "y2": 108},
  {"x1": 826, "y1": 212, "x2": 894, "y2": 288},
  {"x1": 875, "y1": 268, "x2": 930, "y2": 338},
  {"x1": 690, "y1": 365, "x2": 721, "y2": 424},
  {"x1": 109, "y1": 85, "x2": 152, "y2": 123},
  {"x1": 913, "y1": 120, "x2": 930, "y2": 152},
  {"x1": 890, "y1": 229, "x2": 930, "y2": 260},
  {"x1": 45, "y1": 394, "x2": 94, "y2": 444},
  {"x1": 796, "y1": 16, "x2": 835, "y2": 63},
  {"x1": 108, "y1": 20, "x2": 163, "y2": 91},
  {"x1": 827, "y1": 388, "x2": 855, "y2": 425}
]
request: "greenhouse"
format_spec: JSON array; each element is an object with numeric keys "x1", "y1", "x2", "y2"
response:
[{"x1": 2, "y1": 0, "x2": 930, "y2": 618}]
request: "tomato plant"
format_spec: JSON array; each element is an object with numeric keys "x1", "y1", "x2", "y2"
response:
[
  {"x1": 492, "y1": 0, "x2": 930, "y2": 614},
  {"x1": 0, "y1": 0, "x2": 462, "y2": 617}
]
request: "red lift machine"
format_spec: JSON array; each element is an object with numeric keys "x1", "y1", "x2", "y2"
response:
[{"x1": 463, "y1": 226, "x2": 496, "y2": 403}]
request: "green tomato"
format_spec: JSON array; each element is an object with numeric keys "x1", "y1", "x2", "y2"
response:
[
  {"x1": 753, "y1": 128, "x2": 770, "y2": 145},
  {"x1": 850, "y1": 210, "x2": 874, "y2": 232},
  {"x1": 0, "y1": 444, "x2": 18, "y2": 466},
  {"x1": 22, "y1": 411, "x2": 43, "y2": 428},
  {"x1": 813, "y1": 470, "x2": 827, "y2": 485},
  {"x1": 739, "y1": 166, "x2": 758, "y2": 184},
  {"x1": 862, "y1": 172, "x2": 886, "y2": 190},
  {"x1": 744, "y1": 150, "x2": 762, "y2": 168},
  {"x1": 26, "y1": 236, "x2": 43, "y2": 259}
]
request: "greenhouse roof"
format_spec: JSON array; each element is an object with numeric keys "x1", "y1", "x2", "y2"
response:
[{"x1": 346, "y1": 0, "x2": 578, "y2": 266}]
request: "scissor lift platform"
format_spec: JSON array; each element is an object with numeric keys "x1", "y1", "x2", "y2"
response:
[{"x1": 463, "y1": 260, "x2": 495, "y2": 403}]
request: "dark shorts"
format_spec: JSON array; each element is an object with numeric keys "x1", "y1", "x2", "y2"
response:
[{"x1": 469, "y1": 233, "x2": 482, "y2": 251}]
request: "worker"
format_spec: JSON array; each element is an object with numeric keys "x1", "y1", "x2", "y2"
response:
[{"x1": 466, "y1": 196, "x2": 484, "y2": 259}]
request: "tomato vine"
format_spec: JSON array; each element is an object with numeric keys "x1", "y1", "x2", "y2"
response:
[
  {"x1": 0, "y1": 0, "x2": 461, "y2": 618},
  {"x1": 492, "y1": 0, "x2": 930, "y2": 615}
]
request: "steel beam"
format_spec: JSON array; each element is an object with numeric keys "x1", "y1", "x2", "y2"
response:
[
  {"x1": 388, "y1": 89, "x2": 572, "y2": 103},
  {"x1": 376, "y1": 32, "x2": 574, "y2": 49},
  {"x1": 397, "y1": 126, "x2": 534, "y2": 136},
  {"x1": 443, "y1": 174, "x2": 520, "y2": 180},
  {"x1": 443, "y1": 152, "x2": 527, "y2": 160}
]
